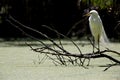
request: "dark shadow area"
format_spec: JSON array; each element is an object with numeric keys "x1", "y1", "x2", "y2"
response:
[{"x1": 0, "y1": 0, "x2": 120, "y2": 41}]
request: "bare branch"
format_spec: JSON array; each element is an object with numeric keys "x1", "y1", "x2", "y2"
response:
[{"x1": 6, "y1": 15, "x2": 120, "y2": 71}]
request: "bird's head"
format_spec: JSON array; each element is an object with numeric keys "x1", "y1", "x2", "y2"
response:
[
  {"x1": 85, "y1": 10, "x2": 99, "y2": 17},
  {"x1": 89, "y1": 10, "x2": 99, "y2": 16}
]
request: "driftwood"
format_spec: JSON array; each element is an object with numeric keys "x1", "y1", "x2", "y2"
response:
[{"x1": 6, "y1": 15, "x2": 120, "y2": 71}]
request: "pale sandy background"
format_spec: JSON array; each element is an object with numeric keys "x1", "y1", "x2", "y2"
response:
[{"x1": 0, "y1": 41, "x2": 120, "y2": 80}]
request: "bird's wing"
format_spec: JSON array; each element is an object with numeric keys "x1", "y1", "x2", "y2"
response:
[
  {"x1": 97, "y1": 16, "x2": 109, "y2": 43},
  {"x1": 100, "y1": 26, "x2": 109, "y2": 43}
]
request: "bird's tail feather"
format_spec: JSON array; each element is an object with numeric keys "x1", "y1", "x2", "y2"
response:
[{"x1": 100, "y1": 27, "x2": 109, "y2": 47}]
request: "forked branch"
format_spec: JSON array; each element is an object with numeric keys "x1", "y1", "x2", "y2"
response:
[{"x1": 6, "y1": 15, "x2": 120, "y2": 70}]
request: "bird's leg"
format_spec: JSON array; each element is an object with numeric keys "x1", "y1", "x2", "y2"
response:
[
  {"x1": 93, "y1": 37, "x2": 95, "y2": 54},
  {"x1": 98, "y1": 35, "x2": 100, "y2": 54}
]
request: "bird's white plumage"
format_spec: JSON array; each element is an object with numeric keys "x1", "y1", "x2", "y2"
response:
[{"x1": 88, "y1": 10, "x2": 109, "y2": 45}]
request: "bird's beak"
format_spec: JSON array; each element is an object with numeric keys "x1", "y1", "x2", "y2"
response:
[{"x1": 84, "y1": 13, "x2": 90, "y2": 16}]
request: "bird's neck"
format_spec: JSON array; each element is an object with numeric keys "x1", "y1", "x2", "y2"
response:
[{"x1": 91, "y1": 14, "x2": 99, "y2": 20}]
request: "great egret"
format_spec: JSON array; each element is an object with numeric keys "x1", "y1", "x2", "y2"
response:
[{"x1": 86, "y1": 10, "x2": 109, "y2": 51}]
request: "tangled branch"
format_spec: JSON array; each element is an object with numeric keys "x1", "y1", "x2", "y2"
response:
[{"x1": 6, "y1": 15, "x2": 120, "y2": 71}]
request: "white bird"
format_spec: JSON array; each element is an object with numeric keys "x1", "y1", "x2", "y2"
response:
[{"x1": 87, "y1": 10, "x2": 109, "y2": 50}]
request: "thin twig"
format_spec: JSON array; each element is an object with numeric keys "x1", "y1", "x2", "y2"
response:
[
  {"x1": 42, "y1": 25, "x2": 83, "y2": 65},
  {"x1": 8, "y1": 15, "x2": 71, "y2": 54},
  {"x1": 6, "y1": 15, "x2": 120, "y2": 71},
  {"x1": 42, "y1": 25, "x2": 82, "y2": 55},
  {"x1": 103, "y1": 63, "x2": 120, "y2": 71}
]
